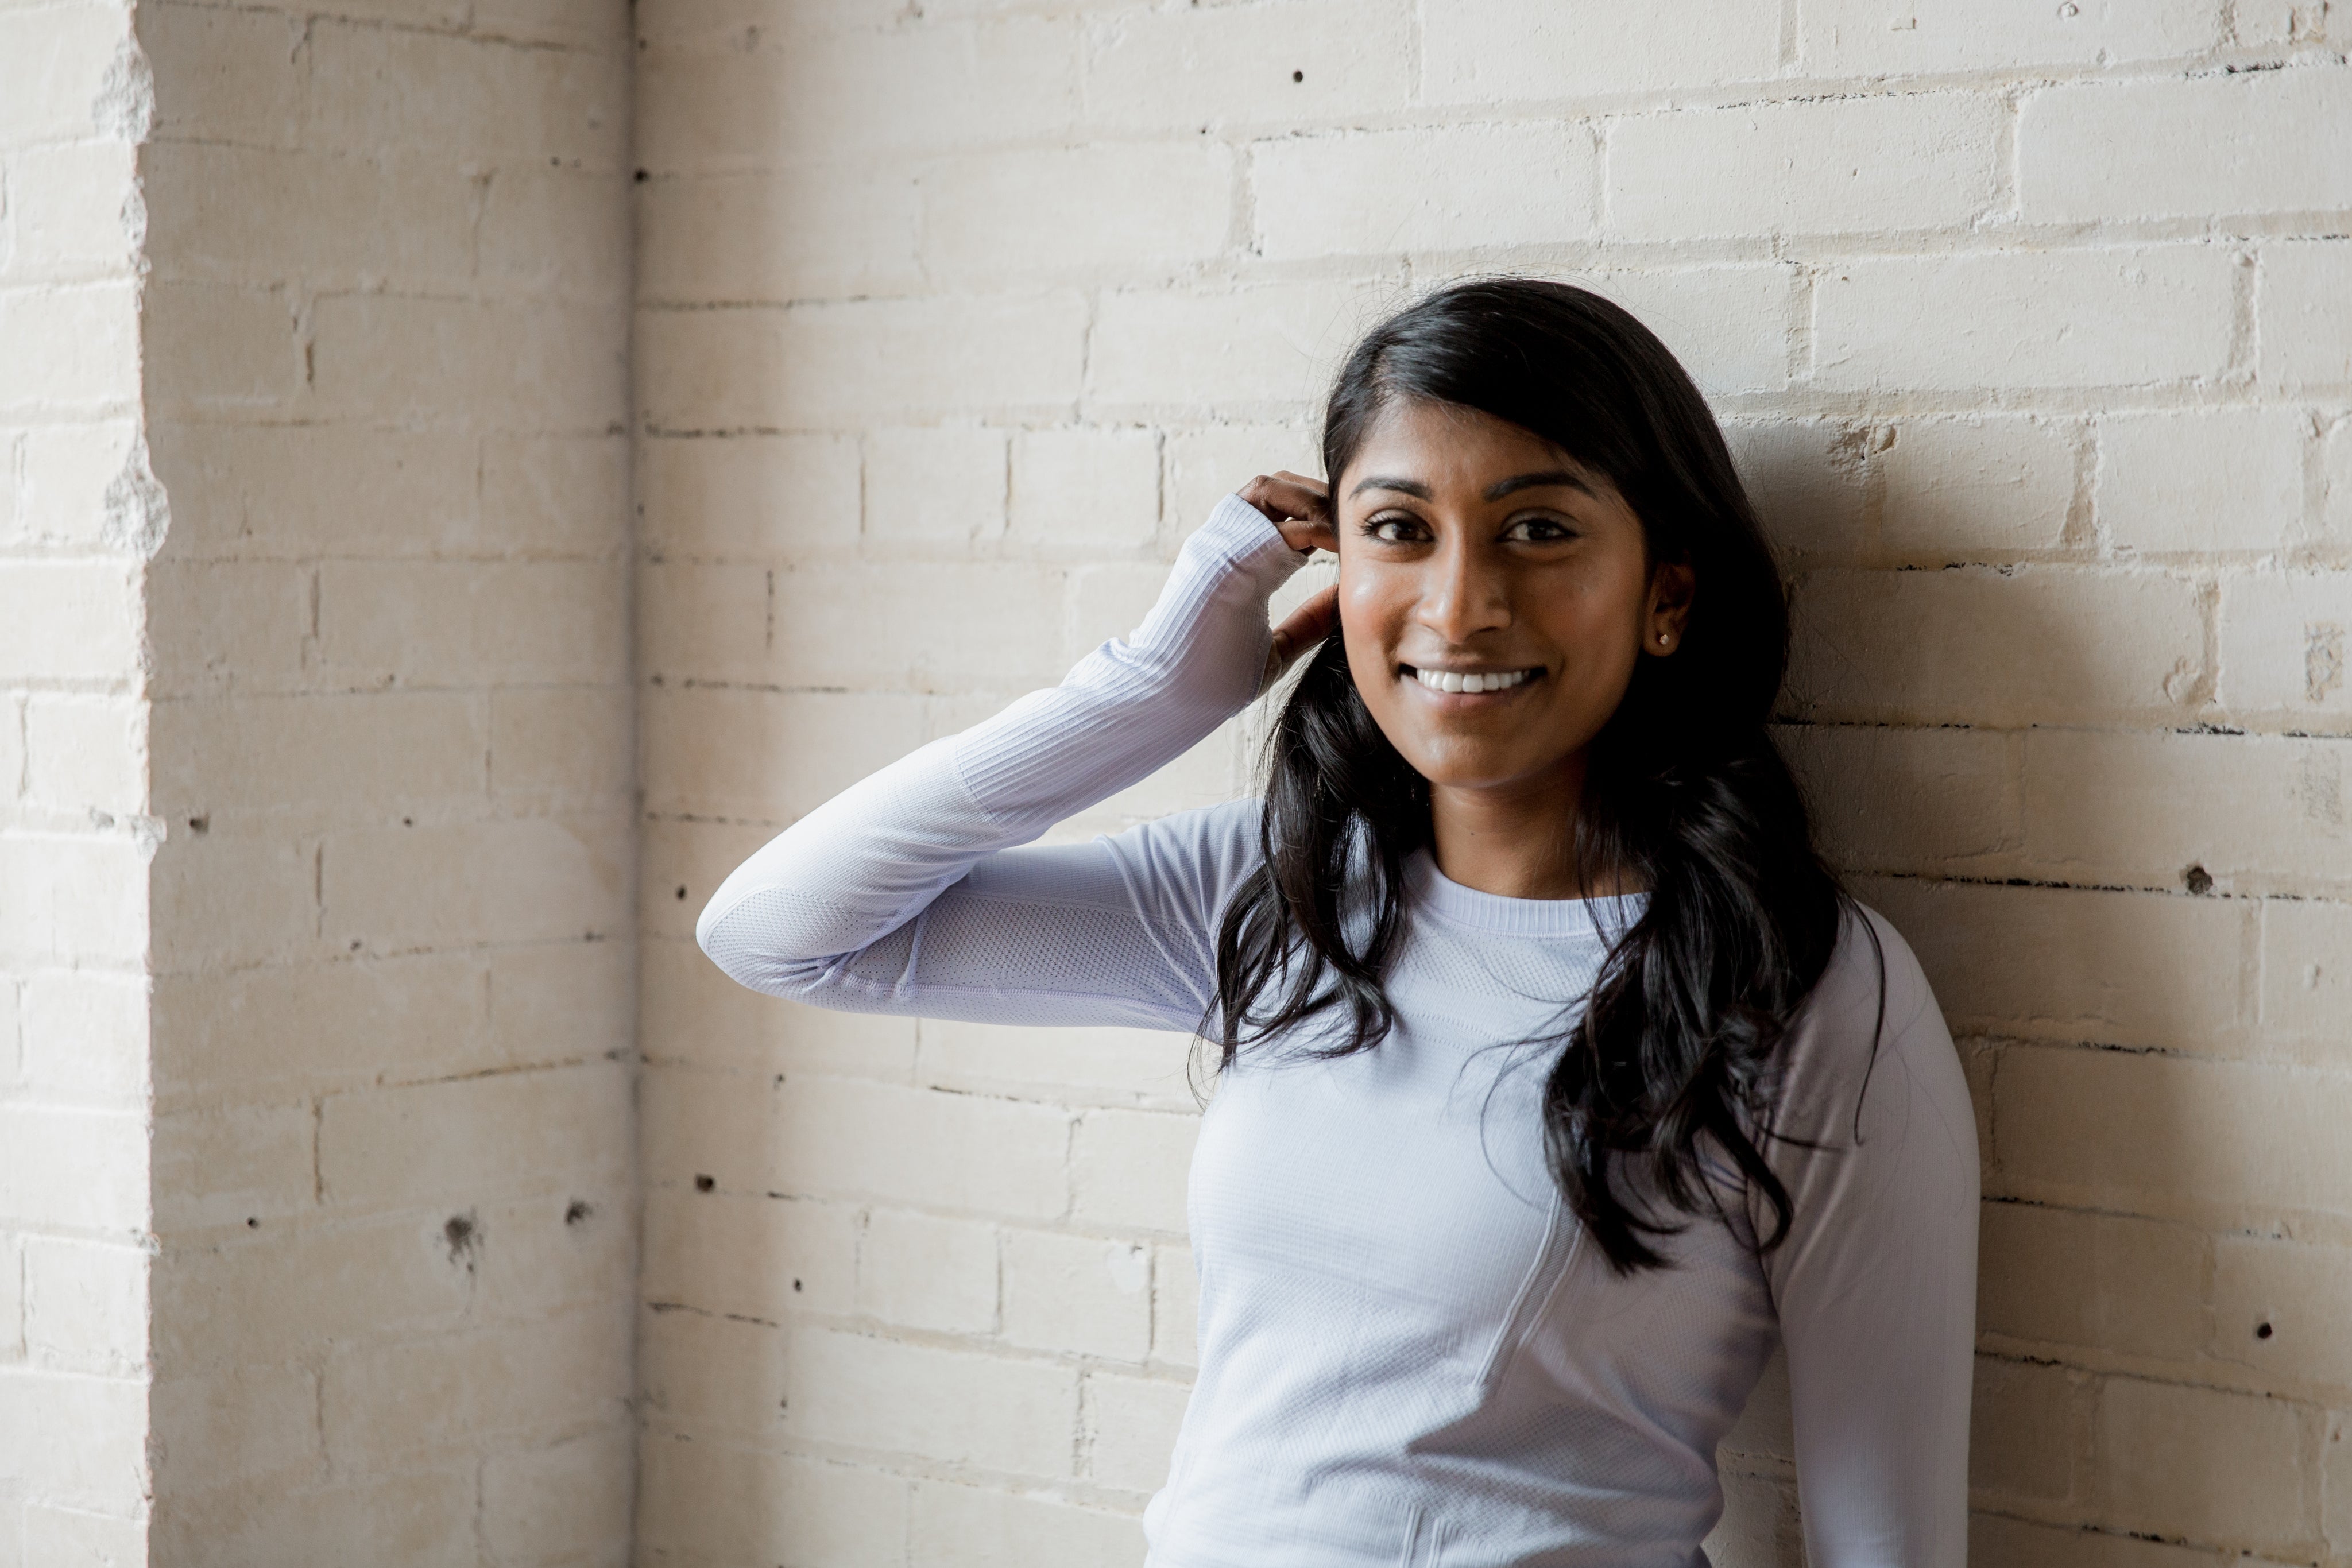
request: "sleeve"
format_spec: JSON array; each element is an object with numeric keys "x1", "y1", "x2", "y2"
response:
[
  {"x1": 1759, "y1": 904, "x2": 1981, "y2": 1568},
  {"x1": 694, "y1": 492, "x2": 1309, "y2": 1033}
]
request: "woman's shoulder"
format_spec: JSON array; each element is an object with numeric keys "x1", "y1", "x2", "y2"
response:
[{"x1": 1773, "y1": 896, "x2": 1962, "y2": 1118}]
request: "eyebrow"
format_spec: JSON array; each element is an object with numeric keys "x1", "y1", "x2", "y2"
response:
[{"x1": 1347, "y1": 470, "x2": 1598, "y2": 502}]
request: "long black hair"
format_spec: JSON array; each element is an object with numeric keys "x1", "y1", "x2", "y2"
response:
[{"x1": 1210, "y1": 277, "x2": 1860, "y2": 1275}]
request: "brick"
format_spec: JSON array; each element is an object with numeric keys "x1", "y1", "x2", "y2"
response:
[
  {"x1": 149, "y1": 1221, "x2": 470, "y2": 1373},
  {"x1": 1008, "y1": 427, "x2": 1160, "y2": 556},
  {"x1": 22, "y1": 1505, "x2": 145, "y2": 1565},
  {"x1": 152, "y1": 693, "x2": 487, "y2": 819},
  {"x1": 2022, "y1": 69, "x2": 2352, "y2": 223},
  {"x1": 924, "y1": 141, "x2": 1231, "y2": 276},
  {"x1": 636, "y1": 559, "x2": 768, "y2": 687},
  {"x1": 774, "y1": 1078, "x2": 1071, "y2": 1220},
  {"x1": 319, "y1": 1060, "x2": 630, "y2": 1207},
  {"x1": 2211, "y1": 1236, "x2": 2352, "y2": 1393},
  {"x1": 1812, "y1": 248, "x2": 2239, "y2": 392},
  {"x1": 481, "y1": 939, "x2": 636, "y2": 1075},
  {"x1": 476, "y1": 165, "x2": 630, "y2": 304},
  {"x1": 641, "y1": 817, "x2": 769, "y2": 942},
  {"x1": 1152, "y1": 1242, "x2": 1197, "y2": 1369},
  {"x1": 1978, "y1": 1203, "x2": 2209, "y2": 1362},
  {"x1": 311, "y1": 294, "x2": 626, "y2": 431},
  {"x1": 2261, "y1": 898, "x2": 2352, "y2": 1047},
  {"x1": 638, "y1": 164, "x2": 923, "y2": 303},
  {"x1": 2216, "y1": 570, "x2": 2352, "y2": 721},
  {"x1": 152, "y1": 1099, "x2": 314, "y2": 1231},
  {"x1": 0, "y1": 1232, "x2": 18, "y2": 1358},
  {"x1": 1995, "y1": 1046, "x2": 2352, "y2": 1221},
  {"x1": 1723, "y1": 419, "x2": 1871, "y2": 565},
  {"x1": 141, "y1": 2, "x2": 304, "y2": 147},
  {"x1": 1004, "y1": 1230, "x2": 1151, "y2": 1360},
  {"x1": 908, "y1": 1480, "x2": 1144, "y2": 1566},
  {"x1": 864, "y1": 425, "x2": 1008, "y2": 551},
  {"x1": 1070, "y1": 1108, "x2": 1196, "y2": 1235},
  {"x1": 1800, "y1": 0, "x2": 2215, "y2": 76},
  {"x1": 857, "y1": 1208, "x2": 999, "y2": 1335},
  {"x1": 639, "y1": 292, "x2": 1088, "y2": 432},
  {"x1": 2097, "y1": 1377, "x2": 2312, "y2": 1550},
  {"x1": 641, "y1": 1187, "x2": 856, "y2": 1319},
  {"x1": 1425, "y1": 0, "x2": 1778, "y2": 101},
  {"x1": 23, "y1": 696, "x2": 143, "y2": 818},
  {"x1": 1087, "y1": 1369, "x2": 1188, "y2": 1492},
  {"x1": 640, "y1": 1064, "x2": 791, "y2": 1202},
  {"x1": 2099, "y1": 408, "x2": 2308, "y2": 557},
  {"x1": 1966, "y1": 1513, "x2": 2216, "y2": 1568},
  {"x1": 2262, "y1": 241, "x2": 2352, "y2": 389},
  {"x1": 144, "y1": 562, "x2": 310, "y2": 698},
  {"x1": 489, "y1": 686, "x2": 632, "y2": 812},
  {"x1": 465, "y1": 1180, "x2": 636, "y2": 1325},
  {"x1": 10, "y1": 420, "x2": 134, "y2": 550},
  {"x1": 478, "y1": 1427, "x2": 631, "y2": 1566},
  {"x1": 636, "y1": 1435, "x2": 906, "y2": 1567},
  {"x1": 322, "y1": 812, "x2": 630, "y2": 951},
  {"x1": 0, "y1": 3, "x2": 132, "y2": 143},
  {"x1": 1085, "y1": 0, "x2": 1411, "y2": 130},
  {"x1": 144, "y1": 424, "x2": 478, "y2": 560},
  {"x1": 1090, "y1": 278, "x2": 1403, "y2": 411},
  {"x1": 0, "y1": 282, "x2": 138, "y2": 413},
  {"x1": 1972, "y1": 1357, "x2": 2082, "y2": 1503},
  {"x1": 638, "y1": 18, "x2": 1076, "y2": 168},
  {"x1": 2328, "y1": 1409, "x2": 2352, "y2": 1558},
  {"x1": 1877, "y1": 416, "x2": 2080, "y2": 563},
  {"x1": 303, "y1": 23, "x2": 622, "y2": 164},
  {"x1": 637, "y1": 432, "x2": 863, "y2": 559},
  {"x1": 1166, "y1": 423, "x2": 1320, "y2": 542},
  {"x1": 2328, "y1": 417, "x2": 2352, "y2": 555},
  {"x1": 635, "y1": 1304, "x2": 788, "y2": 1438},
  {"x1": 0, "y1": 1369, "x2": 148, "y2": 1516},
  {"x1": 917, "y1": 1019, "x2": 1199, "y2": 1112},
  {"x1": 150, "y1": 953, "x2": 483, "y2": 1098},
  {"x1": 1611, "y1": 94, "x2": 2001, "y2": 241},
  {"x1": 1789, "y1": 566, "x2": 2204, "y2": 725},
  {"x1": 316, "y1": 560, "x2": 625, "y2": 689},
  {"x1": 482, "y1": 433, "x2": 629, "y2": 557},
  {"x1": 771, "y1": 563, "x2": 1067, "y2": 692},
  {"x1": 0, "y1": 834, "x2": 147, "y2": 970},
  {"x1": 644, "y1": 688, "x2": 926, "y2": 828},
  {"x1": 5, "y1": 142, "x2": 140, "y2": 279},
  {"x1": 22, "y1": 1238, "x2": 145, "y2": 1376},
  {"x1": 149, "y1": 1361, "x2": 322, "y2": 1493},
  {"x1": 142, "y1": 281, "x2": 305, "y2": 413},
  {"x1": 150, "y1": 1468, "x2": 476, "y2": 1566},
  {"x1": 1572, "y1": 265, "x2": 1799, "y2": 398},
  {"x1": 1863, "y1": 879, "x2": 2250, "y2": 1052},
  {"x1": 790, "y1": 1326, "x2": 1078, "y2": 1475},
  {"x1": 0, "y1": 1105, "x2": 145, "y2": 1233},
  {"x1": 322, "y1": 1305, "x2": 630, "y2": 1467},
  {"x1": 140, "y1": 143, "x2": 474, "y2": 290},
  {"x1": 1254, "y1": 123, "x2": 1596, "y2": 259},
  {"x1": 2024, "y1": 730, "x2": 2352, "y2": 893},
  {"x1": 1779, "y1": 723, "x2": 2018, "y2": 873}
]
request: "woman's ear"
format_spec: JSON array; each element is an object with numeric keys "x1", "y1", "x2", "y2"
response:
[{"x1": 1645, "y1": 559, "x2": 1696, "y2": 655}]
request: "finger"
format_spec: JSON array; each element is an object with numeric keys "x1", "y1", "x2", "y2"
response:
[{"x1": 1260, "y1": 584, "x2": 1341, "y2": 694}]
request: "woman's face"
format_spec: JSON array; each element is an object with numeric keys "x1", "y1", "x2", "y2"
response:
[{"x1": 1334, "y1": 398, "x2": 1693, "y2": 803}]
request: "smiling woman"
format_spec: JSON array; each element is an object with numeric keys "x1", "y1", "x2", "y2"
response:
[{"x1": 696, "y1": 278, "x2": 1978, "y2": 1568}]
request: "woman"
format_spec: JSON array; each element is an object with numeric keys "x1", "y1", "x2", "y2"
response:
[{"x1": 698, "y1": 279, "x2": 1979, "y2": 1567}]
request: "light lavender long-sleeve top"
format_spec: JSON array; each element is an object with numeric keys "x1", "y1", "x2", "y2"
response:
[{"x1": 698, "y1": 494, "x2": 1980, "y2": 1568}]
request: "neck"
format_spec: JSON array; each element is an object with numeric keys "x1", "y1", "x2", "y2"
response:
[{"x1": 1427, "y1": 756, "x2": 1631, "y2": 901}]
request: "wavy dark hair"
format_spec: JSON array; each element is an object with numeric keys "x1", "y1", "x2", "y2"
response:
[{"x1": 1210, "y1": 277, "x2": 1868, "y2": 1275}]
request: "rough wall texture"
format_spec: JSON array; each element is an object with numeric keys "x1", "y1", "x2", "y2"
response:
[
  {"x1": 0, "y1": 2, "x2": 159, "y2": 1558},
  {"x1": 634, "y1": 2, "x2": 2352, "y2": 1566},
  {"x1": 3, "y1": 0, "x2": 641, "y2": 1559}
]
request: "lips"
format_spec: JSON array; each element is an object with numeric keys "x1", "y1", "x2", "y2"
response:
[{"x1": 1404, "y1": 665, "x2": 1539, "y2": 695}]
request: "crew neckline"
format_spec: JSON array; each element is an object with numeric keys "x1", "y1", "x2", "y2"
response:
[{"x1": 1405, "y1": 849, "x2": 1647, "y2": 941}]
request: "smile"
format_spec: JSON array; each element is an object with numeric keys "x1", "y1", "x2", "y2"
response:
[{"x1": 1405, "y1": 665, "x2": 1541, "y2": 695}]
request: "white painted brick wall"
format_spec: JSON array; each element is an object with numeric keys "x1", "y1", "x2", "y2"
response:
[{"x1": 634, "y1": 4, "x2": 2352, "y2": 1565}]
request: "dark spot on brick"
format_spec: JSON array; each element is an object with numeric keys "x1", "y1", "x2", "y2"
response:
[
  {"x1": 444, "y1": 1211, "x2": 481, "y2": 1267},
  {"x1": 349, "y1": 939, "x2": 363, "y2": 951},
  {"x1": 2184, "y1": 864, "x2": 2214, "y2": 895},
  {"x1": 676, "y1": 885, "x2": 688, "y2": 900},
  {"x1": 246, "y1": 1216, "x2": 260, "y2": 1229},
  {"x1": 792, "y1": 1278, "x2": 803, "y2": 1292},
  {"x1": 634, "y1": 168, "x2": 649, "y2": 182},
  {"x1": 402, "y1": 816, "x2": 413, "y2": 827},
  {"x1": 1291, "y1": 68, "x2": 1303, "y2": 81},
  {"x1": 187, "y1": 814, "x2": 210, "y2": 834},
  {"x1": 2257, "y1": 1321, "x2": 2274, "y2": 1339},
  {"x1": 694, "y1": 1174, "x2": 715, "y2": 1193},
  {"x1": 566, "y1": 1199, "x2": 594, "y2": 1226}
]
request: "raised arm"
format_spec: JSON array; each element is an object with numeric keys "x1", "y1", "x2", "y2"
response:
[
  {"x1": 696, "y1": 485, "x2": 1332, "y2": 1031},
  {"x1": 1762, "y1": 907, "x2": 1981, "y2": 1567}
]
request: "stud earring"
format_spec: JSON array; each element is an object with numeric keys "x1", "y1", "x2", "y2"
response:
[{"x1": 1657, "y1": 633, "x2": 1670, "y2": 645}]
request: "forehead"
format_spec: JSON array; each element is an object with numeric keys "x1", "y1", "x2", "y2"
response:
[{"x1": 1340, "y1": 398, "x2": 1606, "y2": 498}]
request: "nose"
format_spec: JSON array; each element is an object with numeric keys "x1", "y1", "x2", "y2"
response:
[{"x1": 1414, "y1": 533, "x2": 1511, "y2": 645}]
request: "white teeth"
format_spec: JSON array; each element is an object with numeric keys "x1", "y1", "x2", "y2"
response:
[{"x1": 1412, "y1": 667, "x2": 1533, "y2": 694}]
